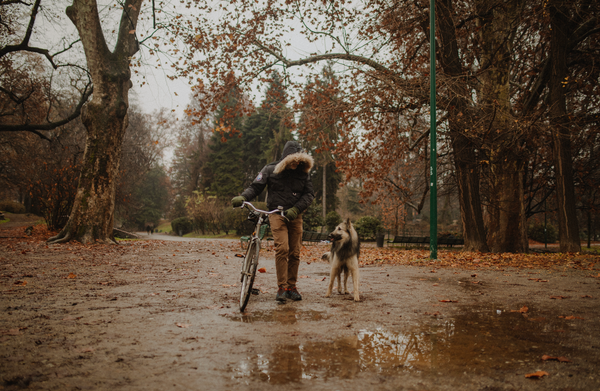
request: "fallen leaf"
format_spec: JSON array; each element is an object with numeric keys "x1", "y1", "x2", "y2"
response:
[
  {"x1": 542, "y1": 355, "x2": 571, "y2": 363},
  {"x1": 258, "y1": 268, "x2": 266, "y2": 273},
  {"x1": 176, "y1": 323, "x2": 190, "y2": 328},
  {"x1": 525, "y1": 370, "x2": 549, "y2": 378},
  {"x1": 511, "y1": 306, "x2": 528, "y2": 313},
  {"x1": 79, "y1": 347, "x2": 95, "y2": 353},
  {"x1": 298, "y1": 275, "x2": 309, "y2": 278},
  {"x1": 559, "y1": 315, "x2": 584, "y2": 320},
  {"x1": 439, "y1": 299, "x2": 458, "y2": 303},
  {"x1": 68, "y1": 273, "x2": 76, "y2": 279},
  {"x1": 13, "y1": 280, "x2": 27, "y2": 286}
]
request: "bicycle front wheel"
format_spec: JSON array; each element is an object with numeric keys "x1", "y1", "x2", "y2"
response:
[{"x1": 239, "y1": 240, "x2": 259, "y2": 312}]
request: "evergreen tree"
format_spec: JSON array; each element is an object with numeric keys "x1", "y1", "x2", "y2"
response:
[
  {"x1": 203, "y1": 72, "x2": 293, "y2": 199},
  {"x1": 298, "y1": 63, "x2": 343, "y2": 217},
  {"x1": 260, "y1": 71, "x2": 294, "y2": 165},
  {"x1": 129, "y1": 166, "x2": 171, "y2": 229}
]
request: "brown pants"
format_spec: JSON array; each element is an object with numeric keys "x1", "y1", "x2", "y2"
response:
[{"x1": 269, "y1": 214, "x2": 303, "y2": 288}]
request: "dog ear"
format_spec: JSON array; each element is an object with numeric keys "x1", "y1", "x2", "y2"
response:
[{"x1": 346, "y1": 217, "x2": 352, "y2": 226}]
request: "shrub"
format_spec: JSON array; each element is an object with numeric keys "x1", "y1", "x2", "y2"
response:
[
  {"x1": 527, "y1": 222, "x2": 557, "y2": 243},
  {"x1": 0, "y1": 200, "x2": 26, "y2": 214},
  {"x1": 233, "y1": 202, "x2": 266, "y2": 236},
  {"x1": 325, "y1": 211, "x2": 342, "y2": 232},
  {"x1": 354, "y1": 216, "x2": 384, "y2": 241},
  {"x1": 171, "y1": 217, "x2": 194, "y2": 236},
  {"x1": 302, "y1": 203, "x2": 324, "y2": 231}
]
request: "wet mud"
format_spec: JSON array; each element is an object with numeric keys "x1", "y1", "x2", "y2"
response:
[{"x1": 1, "y1": 229, "x2": 599, "y2": 390}]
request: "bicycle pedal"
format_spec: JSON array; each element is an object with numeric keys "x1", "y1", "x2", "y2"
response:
[{"x1": 251, "y1": 288, "x2": 260, "y2": 295}]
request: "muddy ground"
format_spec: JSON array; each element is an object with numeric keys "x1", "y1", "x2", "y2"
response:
[{"x1": 1, "y1": 215, "x2": 600, "y2": 391}]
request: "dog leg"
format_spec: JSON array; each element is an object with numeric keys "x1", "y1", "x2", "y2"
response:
[
  {"x1": 337, "y1": 270, "x2": 343, "y2": 294},
  {"x1": 342, "y1": 269, "x2": 350, "y2": 294},
  {"x1": 351, "y1": 267, "x2": 360, "y2": 302},
  {"x1": 326, "y1": 264, "x2": 339, "y2": 297}
]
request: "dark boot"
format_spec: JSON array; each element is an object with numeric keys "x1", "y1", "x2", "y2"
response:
[
  {"x1": 275, "y1": 285, "x2": 287, "y2": 302},
  {"x1": 285, "y1": 286, "x2": 302, "y2": 301}
]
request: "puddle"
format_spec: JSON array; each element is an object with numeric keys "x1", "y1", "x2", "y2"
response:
[
  {"x1": 229, "y1": 304, "x2": 573, "y2": 384},
  {"x1": 457, "y1": 277, "x2": 486, "y2": 291},
  {"x1": 412, "y1": 276, "x2": 441, "y2": 283},
  {"x1": 225, "y1": 307, "x2": 327, "y2": 324}
]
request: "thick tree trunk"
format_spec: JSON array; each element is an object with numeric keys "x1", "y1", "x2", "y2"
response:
[
  {"x1": 487, "y1": 154, "x2": 528, "y2": 252},
  {"x1": 549, "y1": 1, "x2": 581, "y2": 253},
  {"x1": 48, "y1": 0, "x2": 142, "y2": 244},
  {"x1": 322, "y1": 161, "x2": 327, "y2": 221},
  {"x1": 477, "y1": 0, "x2": 527, "y2": 253},
  {"x1": 437, "y1": 0, "x2": 489, "y2": 252},
  {"x1": 451, "y1": 133, "x2": 489, "y2": 252}
]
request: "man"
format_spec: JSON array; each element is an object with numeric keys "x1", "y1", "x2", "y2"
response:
[{"x1": 232, "y1": 141, "x2": 314, "y2": 302}]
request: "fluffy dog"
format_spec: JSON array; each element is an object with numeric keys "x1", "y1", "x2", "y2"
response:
[{"x1": 321, "y1": 218, "x2": 360, "y2": 301}]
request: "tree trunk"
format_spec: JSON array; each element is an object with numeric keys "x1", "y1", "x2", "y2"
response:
[
  {"x1": 48, "y1": 0, "x2": 142, "y2": 244},
  {"x1": 549, "y1": 1, "x2": 581, "y2": 253},
  {"x1": 477, "y1": 0, "x2": 527, "y2": 252},
  {"x1": 487, "y1": 153, "x2": 528, "y2": 252},
  {"x1": 322, "y1": 161, "x2": 327, "y2": 221},
  {"x1": 437, "y1": 0, "x2": 489, "y2": 252},
  {"x1": 451, "y1": 133, "x2": 489, "y2": 252}
]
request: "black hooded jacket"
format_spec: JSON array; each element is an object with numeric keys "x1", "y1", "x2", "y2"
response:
[{"x1": 241, "y1": 141, "x2": 315, "y2": 213}]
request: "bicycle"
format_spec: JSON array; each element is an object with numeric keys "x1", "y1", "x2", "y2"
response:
[{"x1": 237, "y1": 201, "x2": 284, "y2": 312}]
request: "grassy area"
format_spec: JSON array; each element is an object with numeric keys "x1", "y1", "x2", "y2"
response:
[
  {"x1": 154, "y1": 220, "x2": 240, "y2": 239},
  {"x1": 582, "y1": 246, "x2": 600, "y2": 255},
  {"x1": 183, "y1": 231, "x2": 239, "y2": 239},
  {"x1": 155, "y1": 221, "x2": 172, "y2": 234}
]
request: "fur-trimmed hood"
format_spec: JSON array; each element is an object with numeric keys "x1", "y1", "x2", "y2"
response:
[{"x1": 274, "y1": 141, "x2": 314, "y2": 174}]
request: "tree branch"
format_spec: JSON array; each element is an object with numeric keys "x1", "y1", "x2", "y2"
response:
[
  {"x1": 0, "y1": 0, "x2": 58, "y2": 68},
  {"x1": 0, "y1": 84, "x2": 93, "y2": 137},
  {"x1": 252, "y1": 38, "x2": 405, "y2": 87}
]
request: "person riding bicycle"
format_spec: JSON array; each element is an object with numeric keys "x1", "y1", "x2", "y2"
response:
[{"x1": 232, "y1": 140, "x2": 314, "y2": 302}]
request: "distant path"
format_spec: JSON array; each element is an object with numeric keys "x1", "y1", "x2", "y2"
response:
[{"x1": 135, "y1": 232, "x2": 239, "y2": 244}]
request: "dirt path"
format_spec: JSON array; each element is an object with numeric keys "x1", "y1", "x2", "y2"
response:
[{"x1": 1, "y1": 220, "x2": 600, "y2": 390}]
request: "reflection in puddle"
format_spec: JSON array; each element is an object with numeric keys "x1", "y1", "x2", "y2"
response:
[
  {"x1": 230, "y1": 305, "x2": 569, "y2": 384},
  {"x1": 226, "y1": 307, "x2": 326, "y2": 324}
]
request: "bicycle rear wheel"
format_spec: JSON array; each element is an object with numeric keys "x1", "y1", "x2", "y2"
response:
[{"x1": 239, "y1": 240, "x2": 259, "y2": 312}]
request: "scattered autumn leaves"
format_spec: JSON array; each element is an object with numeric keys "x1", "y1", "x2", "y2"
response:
[
  {"x1": 524, "y1": 355, "x2": 572, "y2": 379},
  {"x1": 300, "y1": 243, "x2": 600, "y2": 272}
]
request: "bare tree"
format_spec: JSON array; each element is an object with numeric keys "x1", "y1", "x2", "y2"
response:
[{"x1": 48, "y1": 0, "x2": 143, "y2": 244}]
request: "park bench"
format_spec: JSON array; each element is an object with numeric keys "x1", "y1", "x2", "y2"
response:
[
  {"x1": 302, "y1": 231, "x2": 329, "y2": 245},
  {"x1": 437, "y1": 236, "x2": 464, "y2": 247},
  {"x1": 389, "y1": 236, "x2": 430, "y2": 246},
  {"x1": 389, "y1": 235, "x2": 464, "y2": 247}
]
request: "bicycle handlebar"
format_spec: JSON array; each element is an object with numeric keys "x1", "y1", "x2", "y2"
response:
[{"x1": 240, "y1": 201, "x2": 285, "y2": 216}]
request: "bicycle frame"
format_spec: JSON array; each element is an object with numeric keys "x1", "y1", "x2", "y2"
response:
[{"x1": 238, "y1": 201, "x2": 284, "y2": 312}]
